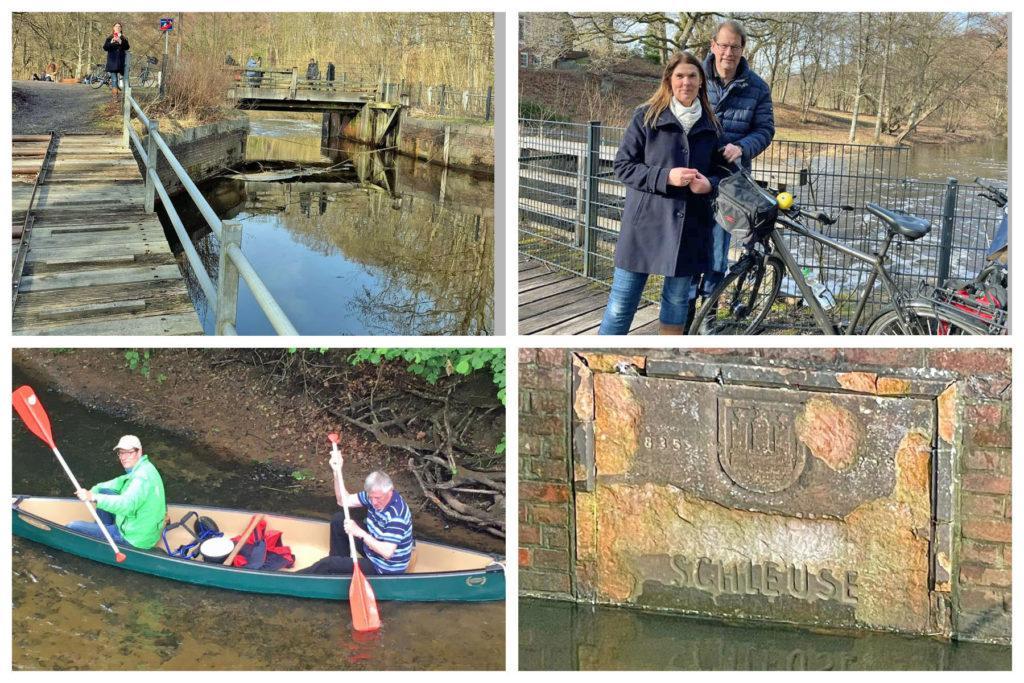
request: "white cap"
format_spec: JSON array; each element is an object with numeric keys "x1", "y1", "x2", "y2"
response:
[{"x1": 113, "y1": 435, "x2": 142, "y2": 451}]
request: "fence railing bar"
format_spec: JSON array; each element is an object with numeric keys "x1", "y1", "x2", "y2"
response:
[
  {"x1": 149, "y1": 170, "x2": 217, "y2": 303},
  {"x1": 226, "y1": 244, "x2": 299, "y2": 335}
]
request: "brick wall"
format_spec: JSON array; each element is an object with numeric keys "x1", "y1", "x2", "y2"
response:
[
  {"x1": 519, "y1": 348, "x2": 574, "y2": 599},
  {"x1": 139, "y1": 118, "x2": 249, "y2": 197},
  {"x1": 518, "y1": 348, "x2": 1011, "y2": 644}
]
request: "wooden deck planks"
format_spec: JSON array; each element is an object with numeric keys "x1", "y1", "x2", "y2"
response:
[
  {"x1": 12, "y1": 133, "x2": 203, "y2": 335},
  {"x1": 518, "y1": 257, "x2": 661, "y2": 336}
]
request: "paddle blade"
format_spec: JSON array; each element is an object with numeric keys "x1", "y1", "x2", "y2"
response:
[
  {"x1": 12, "y1": 386, "x2": 55, "y2": 449},
  {"x1": 349, "y1": 565, "x2": 381, "y2": 632}
]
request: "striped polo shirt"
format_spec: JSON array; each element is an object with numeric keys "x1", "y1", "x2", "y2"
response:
[{"x1": 358, "y1": 489, "x2": 414, "y2": 574}]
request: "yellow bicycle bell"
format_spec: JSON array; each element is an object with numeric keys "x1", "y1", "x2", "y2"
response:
[{"x1": 776, "y1": 192, "x2": 794, "y2": 210}]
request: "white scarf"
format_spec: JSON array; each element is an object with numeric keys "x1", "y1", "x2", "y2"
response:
[{"x1": 670, "y1": 97, "x2": 702, "y2": 134}]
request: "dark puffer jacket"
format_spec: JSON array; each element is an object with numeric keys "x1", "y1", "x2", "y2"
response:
[
  {"x1": 103, "y1": 34, "x2": 131, "y2": 74},
  {"x1": 702, "y1": 53, "x2": 774, "y2": 168}
]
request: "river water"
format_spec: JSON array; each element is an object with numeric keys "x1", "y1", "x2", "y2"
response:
[
  {"x1": 11, "y1": 365, "x2": 504, "y2": 670},
  {"x1": 169, "y1": 115, "x2": 494, "y2": 335},
  {"x1": 520, "y1": 599, "x2": 1009, "y2": 671}
]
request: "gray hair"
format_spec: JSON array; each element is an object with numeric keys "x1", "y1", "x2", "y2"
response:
[
  {"x1": 364, "y1": 471, "x2": 394, "y2": 493},
  {"x1": 713, "y1": 19, "x2": 747, "y2": 47}
]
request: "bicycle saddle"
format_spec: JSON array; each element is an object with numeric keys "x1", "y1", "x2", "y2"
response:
[{"x1": 866, "y1": 203, "x2": 931, "y2": 241}]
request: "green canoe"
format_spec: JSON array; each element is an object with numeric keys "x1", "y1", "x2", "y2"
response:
[{"x1": 13, "y1": 496, "x2": 505, "y2": 602}]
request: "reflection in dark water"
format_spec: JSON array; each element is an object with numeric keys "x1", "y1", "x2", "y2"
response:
[
  {"x1": 168, "y1": 116, "x2": 493, "y2": 335},
  {"x1": 519, "y1": 599, "x2": 1010, "y2": 671},
  {"x1": 11, "y1": 364, "x2": 504, "y2": 670}
]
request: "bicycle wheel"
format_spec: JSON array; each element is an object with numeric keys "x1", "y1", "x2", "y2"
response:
[
  {"x1": 689, "y1": 255, "x2": 784, "y2": 335},
  {"x1": 89, "y1": 67, "x2": 107, "y2": 89},
  {"x1": 866, "y1": 305, "x2": 985, "y2": 335}
]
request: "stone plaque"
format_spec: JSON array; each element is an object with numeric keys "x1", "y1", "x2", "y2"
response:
[{"x1": 579, "y1": 372, "x2": 939, "y2": 635}]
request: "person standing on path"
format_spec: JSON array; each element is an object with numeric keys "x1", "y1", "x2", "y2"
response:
[
  {"x1": 103, "y1": 21, "x2": 130, "y2": 100},
  {"x1": 692, "y1": 19, "x2": 775, "y2": 317}
]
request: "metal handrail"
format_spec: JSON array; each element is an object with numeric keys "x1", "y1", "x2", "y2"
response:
[{"x1": 121, "y1": 54, "x2": 298, "y2": 336}]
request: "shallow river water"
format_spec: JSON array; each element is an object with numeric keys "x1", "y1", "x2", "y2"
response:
[
  {"x1": 11, "y1": 365, "x2": 504, "y2": 670},
  {"x1": 169, "y1": 116, "x2": 494, "y2": 336},
  {"x1": 519, "y1": 599, "x2": 1009, "y2": 671}
]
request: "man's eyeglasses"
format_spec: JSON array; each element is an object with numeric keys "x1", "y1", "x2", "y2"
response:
[{"x1": 714, "y1": 40, "x2": 744, "y2": 53}]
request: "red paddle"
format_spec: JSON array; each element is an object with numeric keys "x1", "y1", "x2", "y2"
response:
[
  {"x1": 329, "y1": 432, "x2": 380, "y2": 632},
  {"x1": 13, "y1": 385, "x2": 126, "y2": 563}
]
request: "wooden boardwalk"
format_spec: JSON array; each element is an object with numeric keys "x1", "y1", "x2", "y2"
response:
[
  {"x1": 11, "y1": 133, "x2": 203, "y2": 335},
  {"x1": 519, "y1": 257, "x2": 660, "y2": 335}
]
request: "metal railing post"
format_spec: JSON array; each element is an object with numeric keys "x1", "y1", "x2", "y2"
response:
[
  {"x1": 582, "y1": 120, "x2": 601, "y2": 278},
  {"x1": 289, "y1": 67, "x2": 298, "y2": 99},
  {"x1": 936, "y1": 176, "x2": 958, "y2": 285},
  {"x1": 121, "y1": 53, "x2": 131, "y2": 148},
  {"x1": 144, "y1": 119, "x2": 160, "y2": 213},
  {"x1": 215, "y1": 220, "x2": 242, "y2": 335},
  {"x1": 485, "y1": 85, "x2": 493, "y2": 122}
]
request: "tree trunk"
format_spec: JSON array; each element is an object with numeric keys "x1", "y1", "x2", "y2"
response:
[{"x1": 873, "y1": 33, "x2": 891, "y2": 142}]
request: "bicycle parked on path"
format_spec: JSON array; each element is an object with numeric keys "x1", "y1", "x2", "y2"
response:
[
  {"x1": 86, "y1": 56, "x2": 158, "y2": 90},
  {"x1": 688, "y1": 167, "x2": 995, "y2": 336}
]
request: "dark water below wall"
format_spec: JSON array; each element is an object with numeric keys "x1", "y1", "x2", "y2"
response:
[
  {"x1": 11, "y1": 364, "x2": 504, "y2": 670},
  {"x1": 519, "y1": 599, "x2": 1010, "y2": 671},
  {"x1": 169, "y1": 116, "x2": 493, "y2": 336}
]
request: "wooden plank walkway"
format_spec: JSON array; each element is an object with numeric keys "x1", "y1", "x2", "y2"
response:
[
  {"x1": 12, "y1": 133, "x2": 203, "y2": 335},
  {"x1": 518, "y1": 257, "x2": 660, "y2": 335}
]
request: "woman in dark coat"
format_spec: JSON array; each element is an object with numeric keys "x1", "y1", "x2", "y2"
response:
[
  {"x1": 103, "y1": 22, "x2": 130, "y2": 97},
  {"x1": 598, "y1": 51, "x2": 724, "y2": 335}
]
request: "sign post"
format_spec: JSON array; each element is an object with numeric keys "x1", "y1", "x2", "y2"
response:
[{"x1": 158, "y1": 17, "x2": 174, "y2": 97}]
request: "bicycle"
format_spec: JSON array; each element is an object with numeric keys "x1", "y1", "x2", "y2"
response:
[
  {"x1": 911, "y1": 176, "x2": 1008, "y2": 335},
  {"x1": 87, "y1": 56, "x2": 158, "y2": 89},
  {"x1": 689, "y1": 169, "x2": 993, "y2": 335}
]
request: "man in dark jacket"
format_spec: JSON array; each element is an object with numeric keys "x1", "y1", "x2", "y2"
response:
[{"x1": 694, "y1": 19, "x2": 775, "y2": 309}]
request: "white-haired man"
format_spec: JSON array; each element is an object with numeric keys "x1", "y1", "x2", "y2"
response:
[{"x1": 300, "y1": 453, "x2": 414, "y2": 575}]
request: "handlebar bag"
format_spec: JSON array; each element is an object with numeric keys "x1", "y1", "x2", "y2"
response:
[{"x1": 714, "y1": 170, "x2": 778, "y2": 243}]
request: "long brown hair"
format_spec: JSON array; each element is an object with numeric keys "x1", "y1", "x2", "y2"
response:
[{"x1": 642, "y1": 51, "x2": 720, "y2": 132}]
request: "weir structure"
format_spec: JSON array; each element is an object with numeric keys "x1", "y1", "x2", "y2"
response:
[
  {"x1": 226, "y1": 67, "x2": 403, "y2": 149},
  {"x1": 519, "y1": 349, "x2": 1012, "y2": 645}
]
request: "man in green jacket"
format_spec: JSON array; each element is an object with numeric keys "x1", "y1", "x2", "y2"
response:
[{"x1": 68, "y1": 435, "x2": 167, "y2": 549}]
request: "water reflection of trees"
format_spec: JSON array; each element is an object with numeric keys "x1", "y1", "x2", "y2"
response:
[{"x1": 267, "y1": 185, "x2": 494, "y2": 335}]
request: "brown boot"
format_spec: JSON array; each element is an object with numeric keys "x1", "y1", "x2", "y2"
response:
[{"x1": 659, "y1": 322, "x2": 686, "y2": 335}]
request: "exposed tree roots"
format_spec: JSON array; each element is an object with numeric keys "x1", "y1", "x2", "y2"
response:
[{"x1": 230, "y1": 349, "x2": 506, "y2": 538}]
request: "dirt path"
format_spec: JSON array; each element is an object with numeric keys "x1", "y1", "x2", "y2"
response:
[{"x1": 12, "y1": 81, "x2": 115, "y2": 134}]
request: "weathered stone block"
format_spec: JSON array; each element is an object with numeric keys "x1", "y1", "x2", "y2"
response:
[
  {"x1": 961, "y1": 474, "x2": 1011, "y2": 496},
  {"x1": 520, "y1": 524, "x2": 541, "y2": 545},
  {"x1": 537, "y1": 348, "x2": 567, "y2": 367},
  {"x1": 961, "y1": 519, "x2": 1012, "y2": 544},
  {"x1": 928, "y1": 350, "x2": 1010, "y2": 375},
  {"x1": 962, "y1": 492, "x2": 1004, "y2": 518},
  {"x1": 521, "y1": 570, "x2": 572, "y2": 595}
]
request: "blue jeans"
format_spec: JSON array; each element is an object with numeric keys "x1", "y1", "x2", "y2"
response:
[
  {"x1": 67, "y1": 487, "x2": 128, "y2": 545},
  {"x1": 108, "y1": 71, "x2": 123, "y2": 90},
  {"x1": 599, "y1": 267, "x2": 695, "y2": 335},
  {"x1": 691, "y1": 222, "x2": 732, "y2": 300},
  {"x1": 68, "y1": 520, "x2": 127, "y2": 545}
]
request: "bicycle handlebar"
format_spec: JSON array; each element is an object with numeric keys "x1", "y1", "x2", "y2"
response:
[{"x1": 974, "y1": 176, "x2": 1007, "y2": 208}]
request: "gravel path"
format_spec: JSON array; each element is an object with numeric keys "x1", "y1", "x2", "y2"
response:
[{"x1": 12, "y1": 80, "x2": 116, "y2": 134}]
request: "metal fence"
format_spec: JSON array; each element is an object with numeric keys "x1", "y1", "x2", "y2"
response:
[
  {"x1": 518, "y1": 118, "x2": 1005, "y2": 332},
  {"x1": 383, "y1": 81, "x2": 494, "y2": 122},
  {"x1": 122, "y1": 54, "x2": 299, "y2": 336}
]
